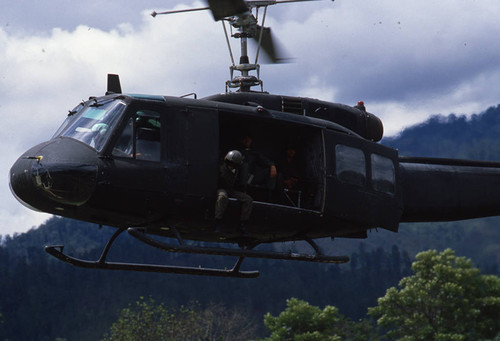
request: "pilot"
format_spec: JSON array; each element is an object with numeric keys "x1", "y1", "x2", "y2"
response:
[
  {"x1": 215, "y1": 150, "x2": 253, "y2": 233},
  {"x1": 238, "y1": 134, "x2": 277, "y2": 200}
]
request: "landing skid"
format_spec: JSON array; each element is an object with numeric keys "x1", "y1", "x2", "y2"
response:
[
  {"x1": 45, "y1": 245, "x2": 257, "y2": 277},
  {"x1": 45, "y1": 228, "x2": 258, "y2": 278},
  {"x1": 45, "y1": 227, "x2": 349, "y2": 278}
]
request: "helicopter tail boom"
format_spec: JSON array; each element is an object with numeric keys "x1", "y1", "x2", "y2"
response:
[{"x1": 399, "y1": 156, "x2": 500, "y2": 222}]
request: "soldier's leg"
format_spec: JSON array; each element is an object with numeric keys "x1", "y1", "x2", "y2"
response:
[
  {"x1": 215, "y1": 189, "x2": 229, "y2": 220},
  {"x1": 231, "y1": 190, "x2": 253, "y2": 221}
]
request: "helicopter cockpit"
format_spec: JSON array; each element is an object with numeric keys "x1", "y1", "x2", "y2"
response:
[
  {"x1": 52, "y1": 98, "x2": 162, "y2": 163},
  {"x1": 52, "y1": 99, "x2": 127, "y2": 152}
]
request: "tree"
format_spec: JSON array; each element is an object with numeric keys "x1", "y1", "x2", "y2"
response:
[
  {"x1": 101, "y1": 297, "x2": 257, "y2": 341},
  {"x1": 196, "y1": 302, "x2": 257, "y2": 341},
  {"x1": 101, "y1": 297, "x2": 193, "y2": 341},
  {"x1": 368, "y1": 249, "x2": 500, "y2": 340},
  {"x1": 262, "y1": 298, "x2": 378, "y2": 341}
]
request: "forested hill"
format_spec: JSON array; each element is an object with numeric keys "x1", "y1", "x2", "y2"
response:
[
  {"x1": 1, "y1": 104, "x2": 500, "y2": 340},
  {"x1": 374, "y1": 104, "x2": 500, "y2": 268},
  {"x1": 383, "y1": 104, "x2": 500, "y2": 160}
]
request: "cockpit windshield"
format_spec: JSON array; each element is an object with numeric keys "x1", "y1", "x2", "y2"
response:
[{"x1": 54, "y1": 99, "x2": 126, "y2": 152}]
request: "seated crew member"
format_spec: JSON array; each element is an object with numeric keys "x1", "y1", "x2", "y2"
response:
[
  {"x1": 215, "y1": 150, "x2": 253, "y2": 233},
  {"x1": 276, "y1": 145, "x2": 303, "y2": 205},
  {"x1": 277, "y1": 145, "x2": 301, "y2": 187},
  {"x1": 238, "y1": 134, "x2": 277, "y2": 200}
]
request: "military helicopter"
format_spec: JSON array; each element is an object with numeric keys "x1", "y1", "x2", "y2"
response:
[{"x1": 9, "y1": 0, "x2": 500, "y2": 278}]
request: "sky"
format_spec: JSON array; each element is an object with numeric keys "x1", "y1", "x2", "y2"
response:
[{"x1": 1, "y1": 0, "x2": 500, "y2": 236}]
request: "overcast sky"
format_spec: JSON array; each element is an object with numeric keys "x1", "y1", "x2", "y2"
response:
[{"x1": 2, "y1": 0, "x2": 500, "y2": 236}]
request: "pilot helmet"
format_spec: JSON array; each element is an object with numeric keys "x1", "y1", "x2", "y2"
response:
[{"x1": 224, "y1": 150, "x2": 244, "y2": 167}]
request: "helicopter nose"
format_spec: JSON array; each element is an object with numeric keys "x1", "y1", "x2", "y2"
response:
[
  {"x1": 9, "y1": 139, "x2": 98, "y2": 211},
  {"x1": 9, "y1": 155, "x2": 41, "y2": 211}
]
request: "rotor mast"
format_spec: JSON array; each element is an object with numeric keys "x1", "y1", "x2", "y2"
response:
[
  {"x1": 152, "y1": 0, "x2": 317, "y2": 92},
  {"x1": 225, "y1": 10, "x2": 265, "y2": 92}
]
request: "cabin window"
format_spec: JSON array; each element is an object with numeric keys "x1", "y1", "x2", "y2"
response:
[
  {"x1": 371, "y1": 154, "x2": 395, "y2": 194},
  {"x1": 335, "y1": 144, "x2": 366, "y2": 186},
  {"x1": 112, "y1": 109, "x2": 161, "y2": 162}
]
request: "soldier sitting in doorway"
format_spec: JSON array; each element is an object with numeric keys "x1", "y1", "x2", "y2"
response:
[{"x1": 215, "y1": 150, "x2": 253, "y2": 233}]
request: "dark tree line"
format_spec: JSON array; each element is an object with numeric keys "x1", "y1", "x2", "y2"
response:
[{"x1": 0, "y1": 217, "x2": 413, "y2": 341}]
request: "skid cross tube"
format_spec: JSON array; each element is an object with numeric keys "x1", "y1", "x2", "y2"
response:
[{"x1": 128, "y1": 228, "x2": 349, "y2": 264}]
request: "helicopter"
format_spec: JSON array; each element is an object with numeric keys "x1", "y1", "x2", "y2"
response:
[{"x1": 9, "y1": 0, "x2": 500, "y2": 278}]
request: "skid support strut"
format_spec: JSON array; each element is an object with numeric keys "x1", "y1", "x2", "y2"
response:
[{"x1": 127, "y1": 228, "x2": 349, "y2": 264}]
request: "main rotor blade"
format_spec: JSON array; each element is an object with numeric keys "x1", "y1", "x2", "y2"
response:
[
  {"x1": 151, "y1": 6, "x2": 210, "y2": 17},
  {"x1": 205, "y1": 0, "x2": 249, "y2": 21},
  {"x1": 152, "y1": 0, "x2": 323, "y2": 19},
  {"x1": 246, "y1": 0, "x2": 323, "y2": 8},
  {"x1": 254, "y1": 26, "x2": 291, "y2": 63}
]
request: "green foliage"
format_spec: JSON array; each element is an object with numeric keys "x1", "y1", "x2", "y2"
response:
[
  {"x1": 368, "y1": 249, "x2": 500, "y2": 340},
  {"x1": 102, "y1": 297, "x2": 257, "y2": 341},
  {"x1": 262, "y1": 298, "x2": 378, "y2": 341},
  {"x1": 102, "y1": 297, "x2": 188, "y2": 341}
]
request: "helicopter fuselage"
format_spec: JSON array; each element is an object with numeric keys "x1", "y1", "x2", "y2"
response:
[{"x1": 10, "y1": 92, "x2": 500, "y2": 245}]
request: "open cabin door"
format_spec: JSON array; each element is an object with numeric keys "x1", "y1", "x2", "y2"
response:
[
  {"x1": 218, "y1": 111, "x2": 325, "y2": 212},
  {"x1": 324, "y1": 130, "x2": 402, "y2": 231}
]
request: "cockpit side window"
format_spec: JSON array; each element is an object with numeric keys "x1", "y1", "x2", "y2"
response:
[
  {"x1": 112, "y1": 117, "x2": 134, "y2": 157},
  {"x1": 136, "y1": 110, "x2": 161, "y2": 161},
  {"x1": 112, "y1": 109, "x2": 161, "y2": 162}
]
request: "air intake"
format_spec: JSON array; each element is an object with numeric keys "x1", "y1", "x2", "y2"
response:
[{"x1": 282, "y1": 96, "x2": 303, "y2": 115}]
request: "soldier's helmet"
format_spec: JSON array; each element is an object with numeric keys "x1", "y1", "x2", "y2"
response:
[{"x1": 224, "y1": 150, "x2": 244, "y2": 167}]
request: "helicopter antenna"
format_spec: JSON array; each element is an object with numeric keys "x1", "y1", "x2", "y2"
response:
[{"x1": 152, "y1": 0, "x2": 325, "y2": 92}]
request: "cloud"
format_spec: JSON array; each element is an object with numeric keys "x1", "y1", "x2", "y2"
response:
[
  {"x1": 0, "y1": 3, "x2": 226, "y2": 236},
  {"x1": 263, "y1": 0, "x2": 500, "y2": 131},
  {"x1": 2, "y1": 0, "x2": 500, "y2": 235}
]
